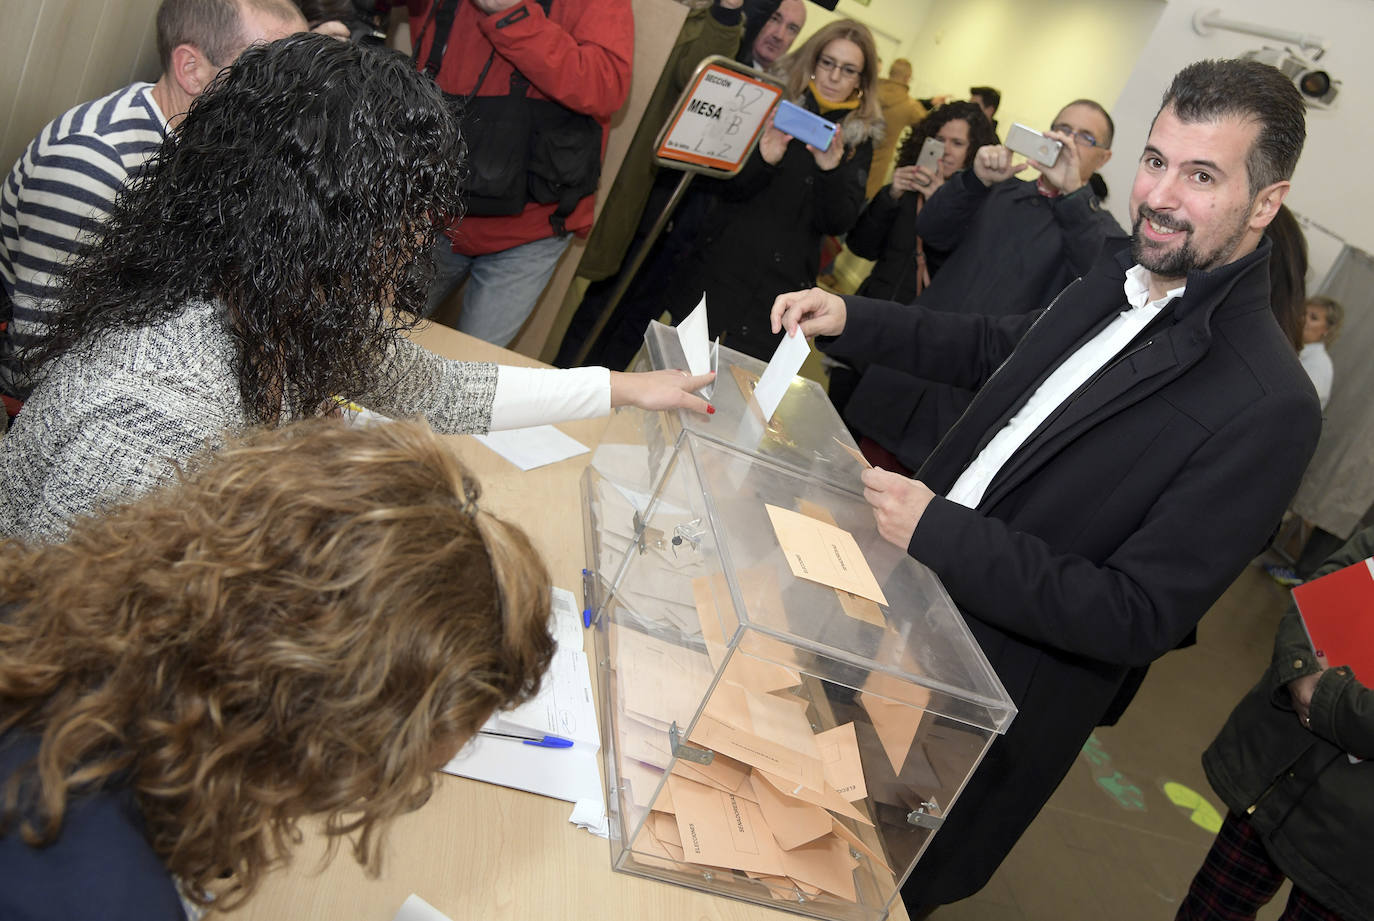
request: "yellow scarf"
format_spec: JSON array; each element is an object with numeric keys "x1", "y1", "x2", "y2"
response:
[{"x1": 809, "y1": 80, "x2": 861, "y2": 115}]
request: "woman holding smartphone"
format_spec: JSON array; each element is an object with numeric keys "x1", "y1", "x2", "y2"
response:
[
  {"x1": 829, "y1": 102, "x2": 997, "y2": 468},
  {"x1": 847, "y1": 102, "x2": 998, "y2": 303},
  {"x1": 665, "y1": 20, "x2": 885, "y2": 361}
]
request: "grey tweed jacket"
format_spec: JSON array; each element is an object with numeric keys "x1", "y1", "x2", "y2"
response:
[{"x1": 0, "y1": 300, "x2": 499, "y2": 541}]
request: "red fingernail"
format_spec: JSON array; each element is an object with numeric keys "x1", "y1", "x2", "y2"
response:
[{"x1": 707, "y1": 405, "x2": 716, "y2": 414}]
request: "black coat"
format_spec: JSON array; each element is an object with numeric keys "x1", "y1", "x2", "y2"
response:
[
  {"x1": 823, "y1": 238, "x2": 1322, "y2": 904},
  {"x1": 915, "y1": 168, "x2": 1127, "y2": 315},
  {"x1": 847, "y1": 185, "x2": 950, "y2": 303},
  {"x1": 667, "y1": 91, "x2": 875, "y2": 360},
  {"x1": 1203, "y1": 528, "x2": 1374, "y2": 920},
  {"x1": 839, "y1": 186, "x2": 966, "y2": 471}
]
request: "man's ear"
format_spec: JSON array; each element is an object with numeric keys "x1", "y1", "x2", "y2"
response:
[
  {"x1": 1249, "y1": 180, "x2": 1290, "y2": 231},
  {"x1": 168, "y1": 43, "x2": 219, "y2": 97}
]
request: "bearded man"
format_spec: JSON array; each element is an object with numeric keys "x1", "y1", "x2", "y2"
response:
[{"x1": 769, "y1": 58, "x2": 1321, "y2": 916}]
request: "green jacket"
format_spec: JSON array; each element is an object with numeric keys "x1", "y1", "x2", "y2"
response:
[
  {"x1": 573, "y1": 2, "x2": 744, "y2": 283},
  {"x1": 1203, "y1": 527, "x2": 1374, "y2": 919}
]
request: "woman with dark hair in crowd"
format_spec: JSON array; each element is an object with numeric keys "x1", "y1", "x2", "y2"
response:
[
  {"x1": 663, "y1": 19, "x2": 886, "y2": 361},
  {"x1": 827, "y1": 102, "x2": 996, "y2": 446},
  {"x1": 1264, "y1": 203, "x2": 1309, "y2": 352},
  {"x1": 0, "y1": 418, "x2": 554, "y2": 918},
  {"x1": 847, "y1": 101, "x2": 998, "y2": 303},
  {"x1": 0, "y1": 34, "x2": 710, "y2": 541}
]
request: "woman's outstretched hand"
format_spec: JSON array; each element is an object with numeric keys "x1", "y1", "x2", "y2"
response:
[{"x1": 609, "y1": 369, "x2": 716, "y2": 415}]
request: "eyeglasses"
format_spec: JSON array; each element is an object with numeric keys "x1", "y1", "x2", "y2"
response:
[
  {"x1": 1050, "y1": 123, "x2": 1104, "y2": 149},
  {"x1": 816, "y1": 56, "x2": 862, "y2": 80}
]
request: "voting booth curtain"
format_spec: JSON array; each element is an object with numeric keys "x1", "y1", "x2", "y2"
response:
[{"x1": 1291, "y1": 244, "x2": 1374, "y2": 538}]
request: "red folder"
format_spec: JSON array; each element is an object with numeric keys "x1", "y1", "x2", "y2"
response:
[{"x1": 1292, "y1": 556, "x2": 1374, "y2": 684}]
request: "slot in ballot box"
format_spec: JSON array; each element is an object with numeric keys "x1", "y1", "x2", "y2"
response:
[{"x1": 579, "y1": 323, "x2": 1016, "y2": 920}]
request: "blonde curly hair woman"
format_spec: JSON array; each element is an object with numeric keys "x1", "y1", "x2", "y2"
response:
[{"x1": 0, "y1": 418, "x2": 553, "y2": 918}]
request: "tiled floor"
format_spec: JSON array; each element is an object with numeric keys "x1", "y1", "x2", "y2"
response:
[{"x1": 934, "y1": 563, "x2": 1297, "y2": 921}]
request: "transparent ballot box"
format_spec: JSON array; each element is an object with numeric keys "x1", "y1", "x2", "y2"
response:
[{"x1": 580, "y1": 323, "x2": 1016, "y2": 920}]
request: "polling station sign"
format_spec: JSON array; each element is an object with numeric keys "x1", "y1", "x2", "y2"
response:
[{"x1": 654, "y1": 56, "x2": 784, "y2": 176}]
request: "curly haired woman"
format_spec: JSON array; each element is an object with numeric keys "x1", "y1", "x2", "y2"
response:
[
  {"x1": 0, "y1": 418, "x2": 554, "y2": 919},
  {"x1": 847, "y1": 101, "x2": 999, "y2": 303},
  {"x1": 0, "y1": 33, "x2": 712, "y2": 541}
]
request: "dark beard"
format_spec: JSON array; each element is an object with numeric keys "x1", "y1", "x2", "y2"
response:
[{"x1": 1130, "y1": 205, "x2": 1250, "y2": 279}]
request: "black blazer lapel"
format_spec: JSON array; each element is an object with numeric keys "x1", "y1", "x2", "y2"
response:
[
  {"x1": 919, "y1": 267, "x2": 1128, "y2": 493},
  {"x1": 978, "y1": 328, "x2": 1186, "y2": 510}
]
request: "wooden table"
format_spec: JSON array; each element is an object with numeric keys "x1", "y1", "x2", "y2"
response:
[{"x1": 242, "y1": 323, "x2": 912, "y2": 921}]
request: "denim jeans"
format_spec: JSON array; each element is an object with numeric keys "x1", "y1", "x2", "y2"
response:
[{"x1": 425, "y1": 233, "x2": 572, "y2": 347}]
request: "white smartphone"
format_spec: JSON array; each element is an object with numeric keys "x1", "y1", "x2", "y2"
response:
[
  {"x1": 1004, "y1": 122, "x2": 1063, "y2": 168},
  {"x1": 915, "y1": 137, "x2": 944, "y2": 175}
]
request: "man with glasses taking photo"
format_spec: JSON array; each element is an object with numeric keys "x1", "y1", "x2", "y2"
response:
[
  {"x1": 833, "y1": 100, "x2": 1128, "y2": 474},
  {"x1": 911, "y1": 98, "x2": 1127, "y2": 316}
]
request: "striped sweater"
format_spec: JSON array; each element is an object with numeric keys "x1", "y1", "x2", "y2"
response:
[{"x1": 1, "y1": 82, "x2": 167, "y2": 396}]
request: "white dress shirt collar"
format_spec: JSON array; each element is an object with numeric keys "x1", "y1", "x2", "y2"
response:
[
  {"x1": 1124, "y1": 264, "x2": 1186, "y2": 311},
  {"x1": 944, "y1": 267, "x2": 1186, "y2": 510}
]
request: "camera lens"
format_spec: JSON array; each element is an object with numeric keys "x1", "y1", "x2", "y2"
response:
[{"x1": 1299, "y1": 70, "x2": 1332, "y2": 98}]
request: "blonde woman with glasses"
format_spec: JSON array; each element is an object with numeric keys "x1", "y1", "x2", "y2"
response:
[{"x1": 661, "y1": 19, "x2": 885, "y2": 361}]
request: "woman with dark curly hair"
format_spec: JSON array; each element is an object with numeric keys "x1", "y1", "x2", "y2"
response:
[
  {"x1": 847, "y1": 101, "x2": 998, "y2": 303},
  {"x1": 0, "y1": 33, "x2": 711, "y2": 540},
  {"x1": 827, "y1": 102, "x2": 996, "y2": 424},
  {"x1": 0, "y1": 418, "x2": 554, "y2": 918}
]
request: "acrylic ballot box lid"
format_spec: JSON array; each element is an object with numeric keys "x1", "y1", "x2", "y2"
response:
[
  {"x1": 580, "y1": 326, "x2": 1016, "y2": 920},
  {"x1": 639, "y1": 320, "x2": 868, "y2": 492}
]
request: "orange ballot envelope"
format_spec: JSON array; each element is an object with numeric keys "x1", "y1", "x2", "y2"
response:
[
  {"x1": 1293, "y1": 555, "x2": 1374, "y2": 683},
  {"x1": 668, "y1": 773, "x2": 786, "y2": 876},
  {"x1": 764, "y1": 504, "x2": 889, "y2": 605},
  {"x1": 816, "y1": 722, "x2": 868, "y2": 803}
]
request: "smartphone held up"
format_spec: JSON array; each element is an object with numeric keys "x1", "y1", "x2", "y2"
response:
[
  {"x1": 915, "y1": 137, "x2": 945, "y2": 175},
  {"x1": 773, "y1": 99, "x2": 838, "y2": 151},
  {"x1": 1004, "y1": 123, "x2": 1062, "y2": 168}
]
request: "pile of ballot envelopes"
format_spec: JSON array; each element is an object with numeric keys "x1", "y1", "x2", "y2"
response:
[{"x1": 610, "y1": 599, "x2": 927, "y2": 906}]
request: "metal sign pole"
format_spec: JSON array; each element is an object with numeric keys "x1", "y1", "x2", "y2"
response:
[{"x1": 567, "y1": 56, "x2": 783, "y2": 368}]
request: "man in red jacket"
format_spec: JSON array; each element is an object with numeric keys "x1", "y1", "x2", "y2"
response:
[{"x1": 409, "y1": 0, "x2": 632, "y2": 346}]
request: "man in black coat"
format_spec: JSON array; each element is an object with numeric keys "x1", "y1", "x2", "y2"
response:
[
  {"x1": 915, "y1": 97, "x2": 1127, "y2": 318},
  {"x1": 770, "y1": 59, "x2": 1321, "y2": 915},
  {"x1": 839, "y1": 98, "x2": 1127, "y2": 473}
]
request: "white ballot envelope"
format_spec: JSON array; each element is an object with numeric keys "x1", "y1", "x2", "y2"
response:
[{"x1": 752, "y1": 330, "x2": 810, "y2": 422}]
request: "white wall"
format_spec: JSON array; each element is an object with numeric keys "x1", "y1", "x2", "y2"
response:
[
  {"x1": 896, "y1": 0, "x2": 1165, "y2": 137},
  {"x1": 794, "y1": 0, "x2": 937, "y2": 77},
  {"x1": 794, "y1": 0, "x2": 1164, "y2": 148},
  {"x1": 1099, "y1": 0, "x2": 1374, "y2": 283}
]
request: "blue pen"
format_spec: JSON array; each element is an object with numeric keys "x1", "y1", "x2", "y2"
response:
[
  {"x1": 581, "y1": 569, "x2": 595, "y2": 628},
  {"x1": 479, "y1": 728, "x2": 574, "y2": 749}
]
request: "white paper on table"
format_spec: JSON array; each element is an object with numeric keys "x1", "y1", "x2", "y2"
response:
[
  {"x1": 473, "y1": 425, "x2": 588, "y2": 471},
  {"x1": 485, "y1": 587, "x2": 598, "y2": 748},
  {"x1": 752, "y1": 329, "x2": 810, "y2": 422},
  {"x1": 569, "y1": 797, "x2": 610, "y2": 838},
  {"x1": 676, "y1": 295, "x2": 711, "y2": 376},
  {"x1": 392, "y1": 895, "x2": 454, "y2": 921},
  {"x1": 443, "y1": 733, "x2": 602, "y2": 804},
  {"x1": 442, "y1": 587, "x2": 604, "y2": 804},
  {"x1": 549, "y1": 584, "x2": 585, "y2": 649}
]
